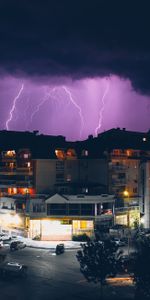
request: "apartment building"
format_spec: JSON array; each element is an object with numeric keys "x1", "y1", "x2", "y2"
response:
[
  {"x1": 0, "y1": 148, "x2": 34, "y2": 196},
  {"x1": 0, "y1": 128, "x2": 150, "y2": 229}
]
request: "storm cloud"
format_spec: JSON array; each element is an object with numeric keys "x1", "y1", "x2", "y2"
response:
[{"x1": 0, "y1": 0, "x2": 150, "y2": 94}]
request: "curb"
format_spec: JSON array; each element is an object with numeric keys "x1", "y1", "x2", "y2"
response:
[{"x1": 26, "y1": 244, "x2": 81, "y2": 250}]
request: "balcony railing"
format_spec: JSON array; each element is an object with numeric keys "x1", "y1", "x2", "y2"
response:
[
  {"x1": 111, "y1": 179, "x2": 126, "y2": 185},
  {"x1": 0, "y1": 179, "x2": 33, "y2": 187},
  {"x1": 110, "y1": 165, "x2": 127, "y2": 170},
  {"x1": 115, "y1": 205, "x2": 140, "y2": 212}
]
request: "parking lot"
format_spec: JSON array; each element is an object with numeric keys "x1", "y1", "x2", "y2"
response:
[{"x1": 0, "y1": 244, "x2": 135, "y2": 300}]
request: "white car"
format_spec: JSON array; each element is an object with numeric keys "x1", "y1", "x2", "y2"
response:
[
  {"x1": 0, "y1": 241, "x2": 3, "y2": 248},
  {"x1": 10, "y1": 240, "x2": 26, "y2": 251},
  {"x1": 113, "y1": 238, "x2": 126, "y2": 247},
  {"x1": 0, "y1": 262, "x2": 28, "y2": 278},
  {"x1": 0, "y1": 234, "x2": 11, "y2": 241}
]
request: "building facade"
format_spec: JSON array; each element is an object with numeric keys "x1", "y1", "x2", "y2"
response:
[{"x1": 26, "y1": 194, "x2": 115, "y2": 240}]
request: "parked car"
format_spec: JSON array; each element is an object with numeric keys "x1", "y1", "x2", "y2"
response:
[
  {"x1": 55, "y1": 243, "x2": 65, "y2": 255},
  {"x1": 10, "y1": 240, "x2": 26, "y2": 251},
  {"x1": 0, "y1": 234, "x2": 11, "y2": 241},
  {"x1": 0, "y1": 262, "x2": 28, "y2": 279},
  {"x1": 0, "y1": 241, "x2": 3, "y2": 248},
  {"x1": 113, "y1": 238, "x2": 126, "y2": 247}
]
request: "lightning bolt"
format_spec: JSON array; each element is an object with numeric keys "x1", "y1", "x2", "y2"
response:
[
  {"x1": 31, "y1": 85, "x2": 84, "y2": 139},
  {"x1": 6, "y1": 84, "x2": 24, "y2": 130},
  {"x1": 30, "y1": 87, "x2": 56, "y2": 122},
  {"x1": 95, "y1": 80, "x2": 110, "y2": 137},
  {"x1": 62, "y1": 86, "x2": 84, "y2": 139}
]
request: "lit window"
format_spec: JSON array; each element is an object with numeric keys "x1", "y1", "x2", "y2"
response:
[
  {"x1": 27, "y1": 162, "x2": 31, "y2": 168},
  {"x1": 82, "y1": 150, "x2": 88, "y2": 156},
  {"x1": 13, "y1": 188, "x2": 17, "y2": 194},
  {"x1": 23, "y1": 188, "x2": 29, "y2": 194},
  {"x1": 6, "y1": 150, "x2": 16, "y2": 157},
  {"x1": 126, "y1": 150, "x2": 131, "y2": 156},
  {"x1": 9, "y1": 162, "x2": 14, "y2": 169},
  {"x1": 66, "y1": 174, "x2": 71, "y2": 182},
  {"x1": 24, "y1": 154, "x2": 29, "y2": 159},
  {"x1": 55, "y1": 149, "x2": 65, "y2": 159},
  {"x1": 143, "y1": 137, "x2": 147, "y2": 142},
  {"x1": 66, "y1": 149, "x2": 77, "y2": 158},
  {"x1": 113, "y1": 149, "x2": 121, "y2": 156}
]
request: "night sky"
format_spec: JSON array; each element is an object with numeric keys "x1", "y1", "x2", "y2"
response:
[{"x1": 0, "y1": 0, "x2": 150, "y2": 140}]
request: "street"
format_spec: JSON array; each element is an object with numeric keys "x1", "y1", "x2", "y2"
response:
[{"x1": 0, "y1": 245, "x2": 135, "y2": 300}]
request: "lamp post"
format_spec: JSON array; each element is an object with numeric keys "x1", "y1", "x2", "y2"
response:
[{"x1": 123, "y1": 190, "x2": 130, "y2": 256}]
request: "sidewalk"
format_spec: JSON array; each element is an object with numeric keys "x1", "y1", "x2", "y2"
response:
[{"x1": 20, "y1": 237, "x2": 82, "y2": 250}]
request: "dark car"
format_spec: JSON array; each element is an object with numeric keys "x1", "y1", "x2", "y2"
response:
[
  {"x1": 10, "y1": 240, "x2": 26, "y2": 251},
  {"x1": 55, "y1": 243, "x2": 65, "y2": 255},
  {"x1": 0, "y1": 262, "x2": 28, "y2": 279}
]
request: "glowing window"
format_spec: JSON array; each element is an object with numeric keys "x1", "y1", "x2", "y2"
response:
[
  {"x1": 66, "y1": 174, "x2": 71, "y2": 182},
  {"x1": 13, "y1": 188, "x2": 17, "y2": 194},
  {"x1": 82, "y1": 150, "x2": 88, "y2": 156},
  {"x1": 113, "y1": 149, "x2": 121, "y2": 156},
  {"x1": 9, "y1": 162, "x2": 14, "y2": 169},
  {"x1": 55, "y1": 149, "x2": 65, "y2": 159},
  {"x1": 66, "y1": 149, "x2": 77, "y2": 159},
  {"x1": 6, "y1": 150, "x2": 16, "y2": 157}
]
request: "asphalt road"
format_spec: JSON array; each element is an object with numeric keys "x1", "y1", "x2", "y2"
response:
[{"x1": 0, "y1": 246, "x2": 134, "y2": 300}]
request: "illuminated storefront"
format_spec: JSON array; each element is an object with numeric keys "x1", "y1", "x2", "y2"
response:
[
  {"x1": 115, "y1": 207, "x2": 140, "y2": 228},
  {"x1": 0, "y1": 211, "x2": 25, "y2": 235},
  {"x1": 29, "y1": 218, "x2": 94, "y2": 241}
]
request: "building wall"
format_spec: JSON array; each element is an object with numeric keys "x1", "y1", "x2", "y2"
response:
[
  {"x1": 34, "y1": 158, "x2": 108, "y2": 194},
  {"x1": 34, "y1": 159, "x2": 56, "y2": 193},
  {"x1": 29, "y1": 219, "x2": 94, "y2": 241},
  {"x1": 108, "y1": 150, "x2": 140, "y2": 198},
  {"x1": 78, "y1": 159, "x2": 108, "y2": 186},
  {"x1": 139, "y1": 161, "x2": 150, "y2": 228}
]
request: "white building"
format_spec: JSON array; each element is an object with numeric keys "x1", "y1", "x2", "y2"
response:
[{"x1": 26, "y1": 193, "x2": 115, "y2": 241}]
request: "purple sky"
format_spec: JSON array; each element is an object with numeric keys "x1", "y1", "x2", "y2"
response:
[{"x1": 0, "y1": 75, "x2": 150, "y2": 141}]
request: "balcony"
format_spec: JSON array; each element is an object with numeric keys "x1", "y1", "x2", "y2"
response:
[
  {"x1": 0, "y1": 179, "x2": 16, "y2": 187},
  {"x1": 115, "y1": 206, "x2": 140, "y2": 213},
  {"x1": 0, "y1": 179, "x2": 33, "y2": 187},
  {"x1": 110, "y1": 164, "x2": 127, "y2": 171},
  {"x1": 0, "y1": 167, "x2": 33, "y2": 176},
  {"x1": 111, "y1": 179, "x2": 126, "y2": 185}
]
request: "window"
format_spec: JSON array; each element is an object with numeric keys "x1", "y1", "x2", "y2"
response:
[
  {"x1": 66, "y1": 174, "x2": 71, "y2": 182},
  {"x1": 80, "y1": 204, "x2": 95, "y2": 216},
  {"x1": 81, "y1": 150, "x2": 88, "y2": 156},
  {"x1": 47, "y1": 204, "x2": 68, "y2": 215},
  {"x1": 56, "y1": 173, "x2": 64, "y2": 182},
  {"x1": 55, "y1": 149, "x2": 65, "y2": 159},
  {"x1": 66, "y1": 149, "x2": 77, "y2": 159},
  {"x1": 68, "y1": 204, "x2": 80, "y2": 216},
  {"x1": 118, "y1": 173, "x2": 126, "y2": 179},
  {"x1": 32, "y1": 204, "x2": 45, "y2": 213}
]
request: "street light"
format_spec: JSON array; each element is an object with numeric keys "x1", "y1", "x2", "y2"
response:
[
  {"x1": 123, "y1": 190, "x2": 130, "y2": 256},
  {"x1": 123, "y1": 190, "x2": 130, "y2": 226}
]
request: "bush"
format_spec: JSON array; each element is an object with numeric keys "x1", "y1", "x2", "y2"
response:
[
  {"x1": 72, "y1": 234, "x2": 90, "y2": 242},
  {"x1": 32, "y1": 235, "x2": 41, "y2": 240}
]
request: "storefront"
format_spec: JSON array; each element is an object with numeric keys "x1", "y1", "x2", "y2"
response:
[{"x1": 29, "y1": 218, "x2": 94, "y2": 241}]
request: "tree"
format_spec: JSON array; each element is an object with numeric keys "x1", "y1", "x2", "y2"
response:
[
  {"x1": 76, "y1": 239, "x2": 119, "y2": 299},
  {"x1": 133, "y1": 236, "x2": 150, "y2": 299}
]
